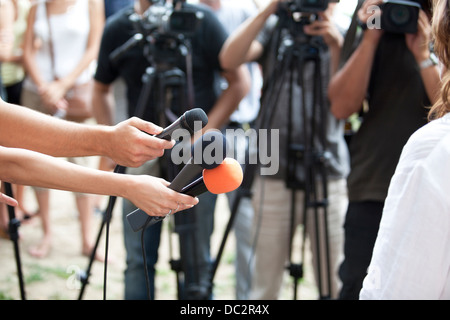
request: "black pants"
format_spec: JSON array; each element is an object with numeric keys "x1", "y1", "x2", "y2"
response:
[
  {"x1": 5, "y1": 81, "x2": 23, "y2": 104},
  {"x1": 338, "y1": 201, "x2": 384, "y2": 300}
]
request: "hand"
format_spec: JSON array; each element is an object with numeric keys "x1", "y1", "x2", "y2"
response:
[
  {"x1": 359, "y1": 0, "x2": 384, "y2": 42},
  {"x1": 38, "y1": 81, "x2": 68, "y2": 116},
  {"x1": 264, "y1": 0, "x2": 284, "y2": 15},
  {"x1": 303, "y1": 9, "x2": 343, "y2": 49},
  {"x1": 0, "y1": 192, "x2": 18, "y2": 207},
  {"x1": 405, "y1": 10, "x2": 432, "y2": 63},
  {"x1": 106, "y1": 117, "x2": 176, "y2": 167},
  {"x1": 124, "y1": 175, "x2": 199, "y2": 217}
]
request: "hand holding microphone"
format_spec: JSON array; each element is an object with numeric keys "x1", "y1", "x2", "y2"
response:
[
  {"x1": 126, "y1": 131, "x2": 243, "y2": 232},
  {"x1": 126, "y1": 157, "x2": 243, "y2": 232},
  {"x1": 110, "y1": 108, "x2": 207, "y2": 168}
]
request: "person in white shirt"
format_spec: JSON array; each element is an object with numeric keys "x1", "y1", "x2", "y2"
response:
[{"x1": 360, "y1": 0, "x2": 450, "y2": 299}]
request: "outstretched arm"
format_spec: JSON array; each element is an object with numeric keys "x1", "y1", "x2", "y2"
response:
[
  {"x1": 328, "y1": 0, "x2": 383, "y2": 119},
  {"x1": 0, "y1": 99, "x2": 175, "y2": 167},
  {"x1": 0, "y1": 146, "x2": 198, "y2": 216}
]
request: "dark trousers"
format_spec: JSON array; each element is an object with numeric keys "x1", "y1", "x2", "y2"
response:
[
  {"x1": 5, "y1": 81, "x2": 23, "y2": 105},
  {"x1": 338, "y1": 201, "x2": 384, "y2": 300}
]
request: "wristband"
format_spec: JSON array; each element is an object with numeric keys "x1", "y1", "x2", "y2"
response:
[
  {"x1": 420, "y1": 54, "x2": 438, "y2": 70},
  {"x1": 357, "y1": 18, "x2": 368, "y2": 31}
]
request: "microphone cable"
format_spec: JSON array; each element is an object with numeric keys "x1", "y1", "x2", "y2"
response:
[
  {"x1": 244, "y1": 174, "x2": 266, "y2": 298},
  {"x1": 141, "y1": 216, "x2": 154, "y2": 300}
]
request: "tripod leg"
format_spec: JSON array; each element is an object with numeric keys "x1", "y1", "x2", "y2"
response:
[
  {"x1": 78, "y1": 165, "x2": 126, "y2": 300},
  {"x1": 4, "y1": 182, "x2": 26, "y2": 300}
]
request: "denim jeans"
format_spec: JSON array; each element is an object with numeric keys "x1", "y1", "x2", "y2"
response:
[{"x1": 121, "y1": 159, "x2": 218, "y2": 300}]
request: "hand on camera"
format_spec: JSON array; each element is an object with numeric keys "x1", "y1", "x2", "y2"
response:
[
  {"x1": 359, "y1": 0, "x2": 384, "y2": 42},
  {"x1": 405, "y1": 10, "x2": 432, "y2": 63},
  {"x1": 303, "y1": 6, "x2": 343, "y2": 50}
]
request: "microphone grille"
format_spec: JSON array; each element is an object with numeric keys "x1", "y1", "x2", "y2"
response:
[
  {"x1": 184, "y1": 108, "x2": 208, "y2": 133},
  {"x1": 191, "y1": 131, "x2": 228, "y2": 170},
  {"x1": 203, "y1": 158, "x2": 243, "y2": 194}
]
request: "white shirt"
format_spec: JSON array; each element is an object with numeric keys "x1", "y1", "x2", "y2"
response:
[
  {"x1": 214, "y1": 0, "x2": 262, "y2": 124},
  {"x1": 360, "y1": 113, "x2": 450, "y2": 300},
  {"x1": 24, "y1": 0, "x2": 92, "y2": 91}
]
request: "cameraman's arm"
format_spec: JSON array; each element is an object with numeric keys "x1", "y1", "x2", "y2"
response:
[
  {"x1": 303, "y1": 4, "x2": 343, "y2": 75},
  {"x1": 203, "y1": 65, "x2": 251, "y2": 133},
  {"x1": 405, "y1": 10, "x2": 441, "y2": 105},
  {"x1": 219, "y1": 0, "x2": 279, "y2": 68},
  {"x1": 328, "y1": 0, "x2": 383, "y2": 119}
]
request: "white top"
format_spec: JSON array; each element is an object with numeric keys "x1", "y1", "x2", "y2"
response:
[
  {"x1": 214, "y1": 0, "x2": 262, "y2": 124},
  {"x1": 24, "y1": 0, "x2": 92, "y2": 91},
  {"x1": 360, "y1": 113, "x2": 450, "y2": 300}
]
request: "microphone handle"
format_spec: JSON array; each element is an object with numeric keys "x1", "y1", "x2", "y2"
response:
[
  {"x1": 126, "y1": 209, "x2": 165, "y2": 232},
  {"x1": 126, "y1": 177, "x2": 208, "y2": 232},
  {"x1": 181, "y1": 176, "x2": 208, "y2": 197},
  {"x1": 153, "y1": 116, "x2": 184, "y2": 141}
]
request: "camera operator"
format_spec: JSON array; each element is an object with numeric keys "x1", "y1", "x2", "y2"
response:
[
  {"x1": 328, "y1": 0, "x2": 441, "y2": 300},
  {"x1": 220, "y1": 0, "x2": 350, "y2": 299},
  {"x1": 360, "y1": 0, "x2": 450, "y2": 299},
  {"x1": 92, "y1": 0, "x2": 249, "y2": 300}
]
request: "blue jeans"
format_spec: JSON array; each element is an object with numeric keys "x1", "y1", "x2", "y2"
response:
[
  {"x1": 174, "y1": 192, "x2": 217, "y2": 299},
  {"x1": 123, "y1": 198, "x2": 162, "y2": 300},
  {"x1": 122, "y1": 160, "x2": 217, "y2": 300}
]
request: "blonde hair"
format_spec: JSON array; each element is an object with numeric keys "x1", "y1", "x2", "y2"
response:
[{"x1": 428, "y1": 0, "x2": 450, "y2": 120}]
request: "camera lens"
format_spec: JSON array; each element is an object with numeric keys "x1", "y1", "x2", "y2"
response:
[{"x1": 389, "y1": 5, "x2": 411, "y2": 26}]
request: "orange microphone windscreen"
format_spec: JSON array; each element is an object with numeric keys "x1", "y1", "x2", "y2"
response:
[{"x1": 203, "y1": 158, "x2": 243, "y2": 194}]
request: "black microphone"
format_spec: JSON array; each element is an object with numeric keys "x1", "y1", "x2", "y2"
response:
[
  {"x1": 180, "y1": 176, "x2": 206, "y2": 197},
  {"x1": 126, "y1": 131, "x2": 228, "y2": 232},
  {"x1": 153, "y1": 108, "x2": 208, "y2": 141},
  {"x1": 168, "y1": 130, "x2": 227, "y2": 190},
  {"x1": 113, "y1": 108, "x2": 208, "y2": 174}
]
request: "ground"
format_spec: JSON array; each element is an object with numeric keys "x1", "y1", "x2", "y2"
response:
[{"x1": 0, "y1": 177, "x2": 318, "y2": 300}]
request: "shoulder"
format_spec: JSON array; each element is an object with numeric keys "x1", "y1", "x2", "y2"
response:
[{"x1": 398, "y1": 115, "x2": 450, "y2": 170}]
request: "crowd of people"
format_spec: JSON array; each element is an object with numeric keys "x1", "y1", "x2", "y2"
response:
[{"x1": 0, "y1": 0, "x2": 449, "y2": 300}]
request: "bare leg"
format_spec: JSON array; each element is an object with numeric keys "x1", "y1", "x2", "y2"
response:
[{"x1": 28, "y1": 189, "x2": 52, "y2": 258}]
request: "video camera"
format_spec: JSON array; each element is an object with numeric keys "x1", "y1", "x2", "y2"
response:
[
  {"x1": 277, "y1": 0, "x2": 339, "y2": 26},
  {"x1": 287, "y1": 0, "x2": 339, "y2": 13},
  {"x1": 140, "y1": 0, "x2": 203, "y2": 38},
  {"x1": 127, "y1": 0, "x2": 203, "y2": 66},
  {"x1": 380, "y1": 0, "x2": 421, "y2": 34},
  {"x1": 278, "y1": 0, "x2": 340, "y2": 14}
]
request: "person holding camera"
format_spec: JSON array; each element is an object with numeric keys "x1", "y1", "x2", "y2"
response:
[
  {"x1": 360, "y1": 0, "x2": 450, "y2": 299},
  {"x1": 92, "y1": 0, "x2": 249, "y2": 300},
  {"x1": 328, "y1": 0, "x2": 441, "y2": 300},
  {"x1": 220, "y1": 0, "x2": 350, "y2": 299}
]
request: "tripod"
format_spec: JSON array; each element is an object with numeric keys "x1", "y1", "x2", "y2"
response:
[
  {"x1": 210, "y1": 14, "x2": 333, "y2": 300},
  {"x1": 2, "y1": 182, "x2": 26, "y2": 300},
  {"x1": 77, "y1": 28, "x2": 202, "y2": 300}
]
